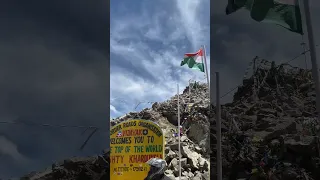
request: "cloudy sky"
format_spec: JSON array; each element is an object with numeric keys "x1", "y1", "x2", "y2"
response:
[
  {"x1": 110, "y1": 0, "x2": 210, "y2": 119},
  {"x1": 0, "y1": 0, "x2": 109, "y2": 178}
]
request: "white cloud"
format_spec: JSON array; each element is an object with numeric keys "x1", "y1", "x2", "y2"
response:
[
  {"x1": 0, "y1": 136, "x2": 28, "y2": 163},
  {"x1": 175, "y1": 0, "x2": 210, "y2": 49},
  {"x1": 110, "y1": 0, "x2": 210, "y2": 117},
  {"x1": 110, "y1": 105, "x2": 120, "y2": 114}
]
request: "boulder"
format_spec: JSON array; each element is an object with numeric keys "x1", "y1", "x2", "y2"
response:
[{"x1": 181, "y1": 145, "x2": 201, "y2": 169}]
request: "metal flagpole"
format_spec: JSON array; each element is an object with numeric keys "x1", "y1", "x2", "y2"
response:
[
  {"x1": 177, "y1": 84, "x2": 181, "y2": 180},
  {"x1": 189, "y1": 79, "x2": 192, "y2": 102},
  {"x1": 301, "y1": 36, "x2": 308, "y2": 69},
  {"x1": 202, "y1": 45, "x2": 210, "y2": 99},
  {"x1": 298, "y1": 0, "x2": 308, "y2": 69},
  {"x1": 302, "y1": 0, "x2": 320, "y2": 121},
  {"x1": 216, "y1": 72, "x2": 222, "y2": 180}
]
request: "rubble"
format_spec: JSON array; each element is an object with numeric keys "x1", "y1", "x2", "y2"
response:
[
  {"x1": 217, "y1": 60, "x2": 320, "y2": 180},
  {"x1": 21, "y1": 154, "x2": 110, "y2": 180},
  {"x1": 21, "y1": 59, "x2": 320, "y2": 180}
]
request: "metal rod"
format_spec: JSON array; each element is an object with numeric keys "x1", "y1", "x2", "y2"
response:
[
  {"x1": 298, "y1": 0, "x2": 308, "y2": 69},
  {"x1": 302, "y1": 0, "x2": 320, "y2": 122},
  {"x1": 177, "y1": 84, "x2": 181, "y2": 180},
  {"x1": 189, "y1": 79, "x2": 192, "y2": 102},
  {"x1": 202, "y1": 45, "x2": 210, "y2": 100},
  {"x1": 216, "y1": 72, "x2": 222, "y2": 180}
]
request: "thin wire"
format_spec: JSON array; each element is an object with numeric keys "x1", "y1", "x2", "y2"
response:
[
  {"x1": 80, "y1": 128, "x2": 99, "y2": 150},
  {"x1": 0, "y1": 120, "x2": 109, "y2": 151},
  {"x1": 0, "y1": 120, "x2": 108, "y2": 131},
  {"x1": 286, "y1": 45, "x2": 318, "y2": 64},
  {"x1": 216, "y1": 45, "x2": 319, "y2": 102}
]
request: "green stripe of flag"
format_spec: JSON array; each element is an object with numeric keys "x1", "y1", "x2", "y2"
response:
[
  {"x1": 181, "y1": 49, "x2": 205, "y2": 72},
  {"x1": 226, "y1": 0, "x2": 303, "y2": 35}
]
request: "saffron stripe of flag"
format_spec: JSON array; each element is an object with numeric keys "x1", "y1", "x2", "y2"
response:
[{"x1": 181, "y1": 48, "x2": 205, "y2": 72}]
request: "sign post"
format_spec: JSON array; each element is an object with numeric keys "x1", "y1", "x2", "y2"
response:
[{"x1": 110, "y1": 119, "x2": 164, "y2": 180}]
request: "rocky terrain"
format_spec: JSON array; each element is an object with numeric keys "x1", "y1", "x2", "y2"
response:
[
  {"x1": 21, "y1": 59, "x2": 320, "y2": 180},
  {"x1": 110, "y1": 83, "x2": 211, "y2": 180},
  {"x1": 218, "y1": 60, "x2": 320, "y2": 180}
]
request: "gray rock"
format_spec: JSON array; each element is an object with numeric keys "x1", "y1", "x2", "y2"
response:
[
  {"x1": 188, "y1": 122, "x2": 210, "y2": 148},
  {"x1": 181, "y1": 145, "x2": 201, "y2": 169},
  {"x1": 191, "y1": 177, "x2": 202, "y2": 180},
  {"x1": 201, "y1": 172, "x2": 210, "y2": 180},
  {"x1": 180, "y1": 158, "x2": 188, "y2": 168},
  {"x1": 175, "y1": 177, "x2": 188, "y2": 180},
  {"x1": 198, "y1": 157, "x2": 209, "y2": 171},
  {"x1": 170, "y1": 142, "x2": 187, "y2": 151},
  {"x1": 181, "y1": 135, "x2": 188, "y2": 142},
  {"x1": 166, "y1": 174, "x2": 176, "y2": 180},
  {"x1": 169, "y1": 158, "x2": 178, "y2": 169},
  {"x1": 284, "y1": 135, "x2": 317, "y2": 155},
  {"x1": 165, "y1": 169, "x2": 174, "y2": 176},
  {"x1": 254, "y1": 119, "x2": 297, "y2": 142},
  {"x1": 166, "y1": 150, "x2": 177, "y2": 163}
]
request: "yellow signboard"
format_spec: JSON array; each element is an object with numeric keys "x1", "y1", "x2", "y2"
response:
[{"x1": 110, "y1": 119, "x2": 164, "y2": 180}]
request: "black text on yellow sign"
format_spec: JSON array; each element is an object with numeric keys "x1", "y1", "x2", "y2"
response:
[{"x1": 110, "y1": 119, "x2": 164, "y2": 180}]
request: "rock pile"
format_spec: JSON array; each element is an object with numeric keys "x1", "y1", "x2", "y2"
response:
[
  {"x1": 215, "y1": 60, "x2": 320, "y2": 180},
  {"x1": 163, "y1": 135, "x2": 210, "y2": 180},
  {"x1": 20, "y1": 152, "x2": 110, "y2": 180}
]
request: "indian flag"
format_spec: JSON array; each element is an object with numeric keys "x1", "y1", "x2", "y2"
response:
[
  {"x1": 226, "y1": 0, "x2": 303, "y2": 34},
  {"x1": 180, "y1": 48, "x2": 205, "y2": 72}
]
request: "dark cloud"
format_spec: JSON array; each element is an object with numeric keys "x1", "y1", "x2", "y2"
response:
[
  {"x1": 211, "y1": 0, "x2": 320, "y2": 103},
  {"x1": 0, "y1": 0, "x2": 109, "y2": 178}
]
